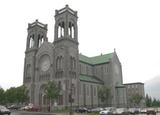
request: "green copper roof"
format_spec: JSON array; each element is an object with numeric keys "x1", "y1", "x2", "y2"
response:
[
  {"x1": 79, "y1": 53, "x2": 114, "y2": 65},
  {"x1": 80, "y1": 74, "x2": 103, "y2": 84}
]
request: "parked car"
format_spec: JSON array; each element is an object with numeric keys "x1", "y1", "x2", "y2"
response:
[
  {"x1": 99, "y1": 107, "x2": 115, "y2": 115},
  {"x1": 8, "y1": 104, "x2": 20, "y2": 110},
  {"x1": 128, "y1": 108, "x2": 140, "y2": 114},
  {"x1": 90, "y1": 107, "x2": 103, "y2": 112},
  {"x1": 112, "y1": 108, "x2": 130, "y2": 115},
  {"x1": 75, "y1": 107, "x2": 88, "y2": 113},
  {"x1": 140, "y1": 108, "x2": 147, "y2": 114},
  {"x1": 147, "y1": 108, "x2": 156, "y2": 115},
  {"x1": 20, "y1": 103, "x2": 40, "y2": 112},
  {"x1": 20, "y1": 105, "x2": 31, "y2": 111},
  {"x1": 28, "y1": 105, "x2": 40, "y2": 112},
  {"x1": 0, "y1": 105, "x2": 11, "y2": 115}
]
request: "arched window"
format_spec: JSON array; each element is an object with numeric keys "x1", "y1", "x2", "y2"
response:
[
  {"x1": 29, "y1": 35, "x2": 34, "y2": 48},
  {"x1": 43, "y1": 95, "x2": 47, "y2": 105},
  {"x1": 61, "y1": 22, "x2": 64, "y2": 37},
  {"x1": 73, "y1": 58, "x2": 76, "y2": 69},
  {"x1": 38, "y1": 35, "x2": 44, "y2": 48},
  {"x1": 68, "y1": 22, "x2": 75, "y2": 39},
  {"x1": 72, "y1": 83, "x2": 76, "y2": 96},
  {"x1": 60, "y1": 56, "x2": 63, "y2": 69},
  {"x1": 56, "y1": 56, "x2": 63, "y2": 69},
  {"x1": 41, "y1": 36, "x2": 44, "y2": 43},
  {"x1": 58, "y1": 22, "x2": 65, "y2": 38},
  {"x1": 71, "y1": 24, "x2": 74, "y2": 38},
  {"x1": 38, "y1": 34, "x2": 41, "y2": 47},
  {"x1": 70, "y1": 57, "x2": 76, "y2": 70},
  {"x1": 56, "y1": 57, "x2": 59, "y2": 69},
  {"x1": 26, "y1": 64, "x2": 31, "y2": 77},
  {"x1": 58, "y1": 25, "x2": 61, "y2": 38},
  {"x1": 39, "y1": 85, "x2": 49, "y2": 106},
  {"x1": 68, "y1": 22, "x2": 72, "y2": 37}
]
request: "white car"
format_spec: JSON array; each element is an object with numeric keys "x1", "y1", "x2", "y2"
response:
[
  {"x1": 100, "y1": 110, "x2": 112, "y2": 115},
  {"x1": 91, "y1": 107, "x2": 103, "y2": 112},
  {"x1": 128, "y1": 108, "x2": 140, "y2": 114},
  {"x1": 140, "y1": 108, "x2": 147, "y2": 113},
  {"x1": 100, "y1": 107, "x2": 115, "y2": 115},
  {"x1": 112, "y1": 108, "x2": 130, "y2": 115},
  {"x1": 0, "y1": 105, "x2": 11, "y2": 115}
]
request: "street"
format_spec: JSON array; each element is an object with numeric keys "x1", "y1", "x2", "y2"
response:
[
  {"x1": 10, "y1": 111, "x2": 160, "y2": 115},
  {"x1": 11, "y1": 111, "x2": 56, "y2": 115},
  {"x1": 11, "y1": 111, "x2": 84, "y2": 115}
]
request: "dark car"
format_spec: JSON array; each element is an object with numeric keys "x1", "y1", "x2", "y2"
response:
[
  {"x1": 8, "y1": 105, "x2": 20, "y2": 110},
  {"x1": 147, "y1": 108, "x2": 156, "y2": 115},
  {"x1": 29, "y1": 106, "x2": 40, "y2": 112},
  {"x1": 75, "y1": 107, "x2": 88, "y2": 113},
  {"x1": 0, "y1": 105, "x2": 11, "y2": 115}
]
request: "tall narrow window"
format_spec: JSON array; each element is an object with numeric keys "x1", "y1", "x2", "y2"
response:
[
  {"x1": 41, "y1": 36, "x2": 44, "y2": 44},
  {"x1": 29, "y1": 35, "x2": 34, "y2": 48},
  {"x1": 68, "y1": 22, "x2": 72, "y2": 37},
  {"x1": 56, "y1": 56, "x2": 63, "y2": 69},
  {"x1": 72, "y1": 84, "x2": 76, "y2": 96},
  {"x1": 38, "y1": 34, "x2": 41, "y2": 48},
  {"x1": 58, "y1": 22, "x2": 65, "y2": 38},
  {"x1": 68, "y1": 22, "x2": 75, "y2": 39},
  {"x1": 79, "y1": 83, "x2": 81, "y2": 95},
  {"x1": 87, "y1": 85, "x2": 89, "y2": 96},
  {"x1": 58, "y1": 25, "x2": 61, "y2": 38},
  {"x1": 56, "y1": 57, "x2": 59, "y2": 69},
  {"x1": 73, "y1": 58, "x2": 76, "y2": 69},
  {"x1": 60, "y1": 56, "x2": 63, "y2": 69},
  {"x1": 79, "y1": 64, "x2": 81, "y2": 74},
  {"x1": 70, "y1": 57, "x2": 73, "y2": 70},
  {"x1": 61, "y1": 22, "x2": 64, "y2": 37},
  {"x1": 94, "y1": 86, "x2": 97, "y2": 96},
  {"x1": 71, "y1": 24, "x2": 74, "y2": 38}
]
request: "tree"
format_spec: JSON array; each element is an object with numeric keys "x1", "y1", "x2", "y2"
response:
[
  {"x1": 16, "y1": 85, "x2": 29, "y2": 103},
  {"x1": 98, "y1": 86, "x2": 110, "y2": 107},
  {"x1": 4, "y1": 85, "x2": 29, "y2": 104},
  {"x1": 44, "y1": 81, "x2": 60, "y2": 111},
  {"x1": 145, "y1": 94, "x2": 152, "y2": 107},
  {"x1": 5, "y1": 87, "x2": 17, "y2": 103},
  {"x1": 129, "y1": 93, "x2": 143, "y2": 107},
  {"x1": 0, "y1": 87, "x2": 5, "y2": 104},
  {"x1": 145, "y1": 94, "x2": 160, "y2": 107}
]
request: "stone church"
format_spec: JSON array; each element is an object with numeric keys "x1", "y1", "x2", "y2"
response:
[{"x1": 23, "y1": 5, "x2": 127, "y2": 109}]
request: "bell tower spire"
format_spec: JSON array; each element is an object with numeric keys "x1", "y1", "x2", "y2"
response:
[
  {"x1": 54, "y1": 5, "x2": 78, "y2": 45},
  {"x1": 53, "y1": 5, "x2": 79, "y2": 107},
  {"x1": 26, "y1": 19, "x2": 48, "y2": 52}
]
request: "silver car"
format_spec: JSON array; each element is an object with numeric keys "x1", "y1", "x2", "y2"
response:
[{"x1": 0, "y1": 105, "x2": 11, "y2": 115}]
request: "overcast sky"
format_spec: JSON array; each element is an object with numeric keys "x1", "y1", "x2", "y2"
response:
[{"x1": 0, "y1": 0, "x2": 160, "y2": 90}]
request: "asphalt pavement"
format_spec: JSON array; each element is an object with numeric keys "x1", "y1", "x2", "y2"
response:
[
  {"x1": 11, "y1": 111, "x2": 56, "y2": 115},
  {"x1": 11, "y1": 111, "x2": 86, "y2": 115},
  {"x1": 10, "y1": 111, "x2": 160, "y2": 115}
]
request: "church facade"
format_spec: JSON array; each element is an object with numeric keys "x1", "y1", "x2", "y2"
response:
[{"x1": 23, "y1": 5, "x2": 127, "y2": 109}]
